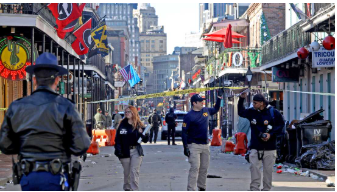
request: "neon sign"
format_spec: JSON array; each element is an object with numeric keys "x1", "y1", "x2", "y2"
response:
[{"x1": 0, "y1": 36, "x2": 38, "y2": 80}]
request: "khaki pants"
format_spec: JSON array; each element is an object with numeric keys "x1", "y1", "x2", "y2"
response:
[
  {"x1": 187, "y1": 143, "x2": 210, "y2": 191},
  {"x1": 120, "y1": 149, "x2": 143, "y2": 191},
  {"x1": 249, "y1": 149, "x2": 276, "y2": 191}
]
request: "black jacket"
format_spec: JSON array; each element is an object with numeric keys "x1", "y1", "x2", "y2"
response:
[
  {"x1": 0, "y1": 86, "x2": 91, "y2": 163},
  {"x1": 165, "y1": 112, "x2": 177, "y2": 126},
  {"x1": 114, "y1": 120, "x2": 149, "y2": 159},
  {"x1": 237, "y1": 97, "x2": 284, "y2": 150}
]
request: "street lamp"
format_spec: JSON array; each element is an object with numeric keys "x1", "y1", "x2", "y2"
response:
[{"x1": 246, "y1": 66, "x2": 253, "y2": 105}]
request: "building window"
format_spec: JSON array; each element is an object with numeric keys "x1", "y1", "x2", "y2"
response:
[
  {"x1": 151, "y1": 45, "x2": 155, "y2": 48},
  {"x1": 327, "y1": 73, "x2": 331, "y2": 120},
  {"x1": 146, "y1": 40, "x2": 150, "y2": 43},
  {"x1": 312, "y1": 76, "x2": 316, "y2": 112},
  {"x1": 152, "y1": 40, "x2": 155, "y2": 43},
  {"x1": 320, "y1": 74, "x2": 324, "y2": 111}
]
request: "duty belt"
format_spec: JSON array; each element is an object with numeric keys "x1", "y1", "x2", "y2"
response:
[{"x1": 20, "y1": 159, "x2": 69, "y2": 175}]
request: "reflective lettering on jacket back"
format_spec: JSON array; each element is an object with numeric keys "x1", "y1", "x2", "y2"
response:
[{"x1": 120, "y1": 129, "x2": 127, "y2": 134}]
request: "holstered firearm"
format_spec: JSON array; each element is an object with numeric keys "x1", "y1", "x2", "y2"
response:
[
  {"x1": 70, "y1": 161, "x2": 82, "y2": 191},
  {"x1": 12, "y1": 156, "x2": 21, "y2": 185}
]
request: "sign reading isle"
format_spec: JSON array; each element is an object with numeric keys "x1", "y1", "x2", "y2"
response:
[{"x1": 0, "y1": 36, "x2": 38, "y2": 80}]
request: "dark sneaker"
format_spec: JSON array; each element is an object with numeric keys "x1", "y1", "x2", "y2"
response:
[{"x1": 199, "y1": 187, "x2": 206, "y2": 191}]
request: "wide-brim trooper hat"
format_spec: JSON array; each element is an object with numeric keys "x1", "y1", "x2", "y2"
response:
[{"x1": 25, "y1": 52, "x2": 68, "y2": 76}]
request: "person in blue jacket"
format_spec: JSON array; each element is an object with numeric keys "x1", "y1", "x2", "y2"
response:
[
  {"x1": 182, "y1": 90, "x2": 223, "y2": 191},
  {"x1": 238, "y1": 92, "x2": 284, "y2": 191}
]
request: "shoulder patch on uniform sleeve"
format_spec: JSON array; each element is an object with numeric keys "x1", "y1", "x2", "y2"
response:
[{"x1": 182, "y1": 123, "x2": 187, "y2": 127}]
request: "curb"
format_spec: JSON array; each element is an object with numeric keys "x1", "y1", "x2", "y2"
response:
[{"x1": 0, "y1": 176, "x2": 11, "y2": 187}]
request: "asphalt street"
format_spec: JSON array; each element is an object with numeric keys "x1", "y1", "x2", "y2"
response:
[{"x1": 0, "y1": 138, "x2": 334, "y2": 191}]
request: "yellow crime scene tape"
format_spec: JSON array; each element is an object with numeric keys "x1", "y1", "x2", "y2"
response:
[
  {"x1": 1, "y1": 87, "x2": 335, "y2": 111},
  {"x1": 86, "y1": 86, "x2": 244, "y2": 104}
]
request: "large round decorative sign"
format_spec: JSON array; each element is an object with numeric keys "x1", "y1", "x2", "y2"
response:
[
  {"x1": 232, "y1": 52, "x2": 243, "y2": 67},
  {"x1": 0, "y1": 36, "x2": 38, "y2": 80}
]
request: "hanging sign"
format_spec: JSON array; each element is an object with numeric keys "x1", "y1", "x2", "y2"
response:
[
  {"x1": 272, "y1": 66, "x2": 299, "y2": 82},
  {"x1": 312, "y1": 47, "x2": 335, "y2": 68},
  {"x1": 0, "y1": 36, "x2": 38, "y2": 80}
]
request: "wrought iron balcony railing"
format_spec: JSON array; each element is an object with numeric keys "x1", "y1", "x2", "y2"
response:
[
  {"x1": 261, "y1": 20, "x2": 311, "y2": 66},
  {"x1": 0, "y1": 3, "x2": 77, "y2": 46}
]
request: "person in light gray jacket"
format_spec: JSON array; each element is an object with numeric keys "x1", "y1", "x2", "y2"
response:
[{"x1": 114, "y1": 109, "x2": 123, "y2": 129}]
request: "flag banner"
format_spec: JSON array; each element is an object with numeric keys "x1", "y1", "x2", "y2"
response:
[
  {"x1": 71, "y1": 18, "x2": 92, "y2": 55},
  {"x1": 48, "y1": 3, "x2": 85, "y2": 39},
  {"x1": 128, "y1": 64, "x2": 140, "y2": 87},
  {"x1": 56, "y1": 18, "x2": 79, "y2": 39},
  {"x1": 90, "y1": 19, "x2": 109, "y2": 58},
  {"x1": 289, "y1": 3, "x2": 306, "y2": 20},
  {"x1": 119, "y1": 65, "x2": 132, "y2": 82}
]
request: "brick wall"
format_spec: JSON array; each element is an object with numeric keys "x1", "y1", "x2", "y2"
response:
[{"x1": 247, "y1": 3, "x2": 286, "y2": 47}]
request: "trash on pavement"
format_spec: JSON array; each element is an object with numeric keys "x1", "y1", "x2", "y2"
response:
[
  {"x1": 91, "y1": 161, "x2": 97, "y2": 165},
  {"x1": 276, "y1": 170, "x2": 282, "y2": 174},
  {"x1": 277, "y1": 165, "x2": 283, "y2": 169},
  {"x1": 327, "y1": 183, "x2": 335, "y2": 187},
  {"x1": 295, "y1": 140, "x2": 335, "y2": 170},
  {"x1": 0, "y1": 186, "x2": 5, "y2": 189},
  {"x1": 207, "y1": 175, "x2": 222, "y2": 178}
]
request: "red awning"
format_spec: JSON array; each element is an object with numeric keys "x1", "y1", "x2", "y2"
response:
[
  {"x1": 203, "y1": 36, "x2": 242, "y2": 44},
  {"x1": 204, "y1": 28, "x2": 246, "y2": 38}
]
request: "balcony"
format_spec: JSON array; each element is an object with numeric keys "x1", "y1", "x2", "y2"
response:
[
  {"x1": 0, "y1": 3, "x2": 77, "y2": 45},
  {"x1": 261, "y1": 20, "x2": 311, "y2": 67}
]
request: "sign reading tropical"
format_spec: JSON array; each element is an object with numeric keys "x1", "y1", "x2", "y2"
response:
[{"x1": 0, "y1": 36, "x2": 38, "y2": 80}]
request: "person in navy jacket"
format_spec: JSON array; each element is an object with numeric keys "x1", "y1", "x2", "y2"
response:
[
  {"x1": 182, "y1": 90, "x2": 222, "y2": 191},
  {"x1": 238, "y1": 92, "x2": 284, "y2": 191}
]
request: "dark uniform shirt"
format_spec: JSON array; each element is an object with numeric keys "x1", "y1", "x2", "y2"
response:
[
  {"x1": 114, "y1": 120, "x2": 149, "y2": 158},
  {"x1": 237, "y1": 97, "x2": 284, "y2": 150},
  {"x1": 182, "y1": 98, "x2": 221, "y2": 146}
]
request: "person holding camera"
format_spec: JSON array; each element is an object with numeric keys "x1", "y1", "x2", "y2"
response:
[
  {"x1": 182, "y1": 90, "x2": 222, "y2": 191},
  {"x1": 238, "y1": 93, "x2": 284, "y2": 191}
]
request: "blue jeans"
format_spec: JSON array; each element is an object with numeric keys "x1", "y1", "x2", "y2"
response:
[{"x1": 20, "y1": 171, "x2": 68, "y2": 191}]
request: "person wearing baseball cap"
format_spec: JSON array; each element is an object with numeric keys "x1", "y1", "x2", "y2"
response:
[
  {"x1": 238, "y1": 92, "x2": 284, "y2": 191},
  {"x1": 0, "y1": 53, "x2": 90, "y2": 190},
  {"x1": 182, "y1": 89, "x2": 224, "y2": 191}
]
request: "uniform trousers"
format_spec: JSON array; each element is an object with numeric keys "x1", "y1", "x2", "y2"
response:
[
  {"x1": 249, "y1": 149, "x2": 276, "y2": 191},
  {"x1": 120, "y1": 149, "x2": 143, "y2": 191},
  {"x1": 187, "y1": 143, "x2": 210, "y2": 191},
  {"x1": 20, "y1": 171, "x2": 68, "y2": 191}
]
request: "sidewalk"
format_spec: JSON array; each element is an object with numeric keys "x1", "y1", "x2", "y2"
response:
[{"x1": 0, "y1": 154, "x2": 14, "y2": 186}]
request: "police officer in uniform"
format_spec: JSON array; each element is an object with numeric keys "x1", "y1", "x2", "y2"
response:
[
  {"x1": 182, "y1": 91, "x2": 222, "y2": 191},
  {"x1": 0, "y1": 53, "x2": 91, "y2": 191}
]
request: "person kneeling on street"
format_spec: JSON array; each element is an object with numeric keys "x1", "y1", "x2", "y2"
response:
[
  {"x1": 238, "y1": 93, "x2": 284, "y2": 191},
  {"x1": 114, "y1": 106, "x2": 149, "y2": 191}
]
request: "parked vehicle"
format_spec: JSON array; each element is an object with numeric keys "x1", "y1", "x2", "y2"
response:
[{"x1": 161, "y1": 110, "x2": 188, "y2": 140}]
